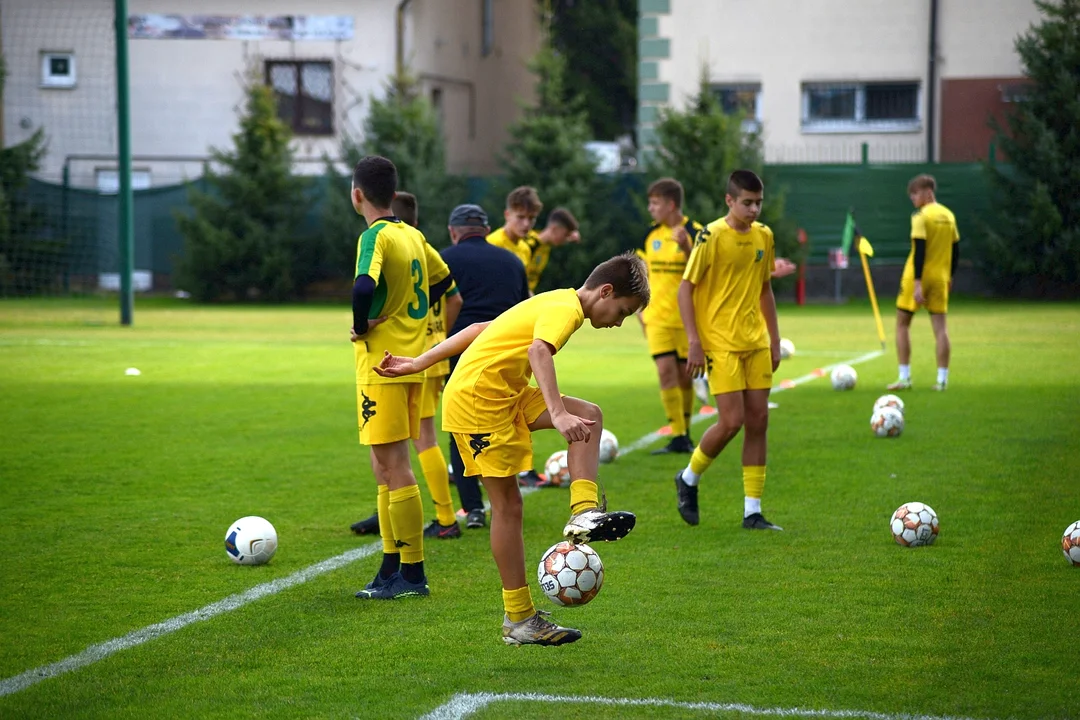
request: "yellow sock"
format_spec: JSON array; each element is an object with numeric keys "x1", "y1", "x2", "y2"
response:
[
  {"x1": 681, "y1": 385, "x2": 694, "y2": 432},
  {"x1": 660, "y1": 387, "x2": 686, "y2": 436},
  {"x1": 689, "y1": 446, "x2": 715, "y2": 476},
  {"x1": 503, "y1": 585, "x2": 536, "y2": 623},
  {"x1": 388, "y1": 485, "x2": 425, "y2": 564},
  {"x1": 743, "y1": 465, "x2": 766, "y2": 499},
  {"x1": 376, "y1": 484, "x2": 397, "y2": 556},
  {"x1": 569, "y1": 479, "x2": 598, "y2": 516},
  {"x1": 418, "y1": 446, "x2": 455, "y2": 526}
]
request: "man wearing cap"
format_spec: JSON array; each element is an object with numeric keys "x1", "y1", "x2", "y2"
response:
[{"x1": 441, "y1": 204, "x2": 531, "y2": 529}]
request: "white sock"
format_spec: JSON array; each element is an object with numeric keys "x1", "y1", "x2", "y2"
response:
[
  {"x1": 682, "y1": 466, "x2": 700, "y2": 486},
  {"x1": 937, "y1": 367, "x2": 949, "y2": 384},
  {"x1": 898, "y1": 364, "x2": 911, "y2": 381},
  {"x1": 744, "y1": 496, "x2": 761, "y2": 517}
]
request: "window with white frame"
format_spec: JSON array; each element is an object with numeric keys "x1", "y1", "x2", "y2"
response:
[
  {"x1": 711, "y1": 83, "x2": 762, "y2": 133},
  {"x1": 801, "y1": 82, "x2": 920, "y2": 133}
]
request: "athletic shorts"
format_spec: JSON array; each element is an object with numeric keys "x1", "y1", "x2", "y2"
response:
[
  {"x1": 420, "y1": 375, "x2": 444, "y2": 420},
  {"x1": 705, "y1": 348, "x2": 773, "y2": 396},
  {"x1": 897, "y1": 276, "x2": 949, "y2": 314},
  {"x1": 646, "y1": 323, "x2": 689, "y2": 360},
  {"x1": 450, "y1": 386, "x2": 549, "y2": 478},
  {"x1": 357, "y1": 382, "x2": 422, "y2": 446}
]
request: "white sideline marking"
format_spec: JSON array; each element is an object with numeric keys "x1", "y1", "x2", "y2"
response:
[
  {"x1": 420, "y1": 691, "x2": 986, "y2": 720},
  {"x1": 0, "y1": 349, "x2": 883, "y2": 698},
  {"x1": 0, "y1": 544, "x2": 379, "y2": 698},
  {"x1": 620, "y1": 349, "x2": 885, "y2": 456}
]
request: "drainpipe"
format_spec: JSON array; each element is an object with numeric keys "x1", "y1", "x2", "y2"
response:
[
  {"x1": 927, "y1": 0, "x2": 938, "y2": 163},
  {"x1": 396, "y1": 0, "x2": 414, "y2": 79}
]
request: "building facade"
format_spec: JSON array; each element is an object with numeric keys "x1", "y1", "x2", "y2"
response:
[
  {"x1": 638, "y1": 0, "x2": 1041, "y2": 163},
  {"x1": 2, "y1": 0, "x2": 540, "y2": 189}
]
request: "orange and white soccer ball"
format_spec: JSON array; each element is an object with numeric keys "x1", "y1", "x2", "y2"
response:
[
  {"x1": 890, "y1": 502, "x2": 939, "y2": 547},
  {"x1": 544, "y1": 450, "x2": 571, "y2": 487},
  {"x1": 1062, "y1": 521, "x2": 1080, "y2": 566},
  {"x1": 874, "y1": 394, "x2": 905, "y2": 415},
  {"x1": 599, "y1": 429, "x2": 619, "y2": 464},
  {"x1": 537, "y1": 541, "x2": 604, "y2": 606},
  {"x1": 831, "y1": 364, "x2": 858, "y2": 390},
  {"x1": 871, "y1": 407, "x2": 904, "y2": 438}
]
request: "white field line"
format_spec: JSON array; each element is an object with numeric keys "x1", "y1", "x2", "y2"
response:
[
  {"x1": 619, "y1": 349, "x2": 884, "y2": 456},
  {"x1": 0, "y1": 349, "x2": 883, "y2": 699},
  {"x1": 419, "y1": 692, "x2": 987, "y2": 720}
]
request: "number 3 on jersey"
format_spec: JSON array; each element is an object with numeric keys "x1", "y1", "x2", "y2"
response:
[{"x1": 408, "y1": 258, "x2": 429, "y2": 319}]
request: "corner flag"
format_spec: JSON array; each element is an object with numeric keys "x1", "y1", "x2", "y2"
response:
[
  {"x1": 840, "y1": 211, "x2": 858, "y2": 257},
  {"x1": 856, "y1": 234, "x2": 887, "y2": 349}
]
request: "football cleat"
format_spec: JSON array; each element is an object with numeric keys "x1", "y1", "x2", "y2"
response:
[
  {"x1": 502, "y1": 610, "x2": 582, "y2": 647},
  {"x1": 742, "y1": 512, "x2": 783, "y2": 531},
  {"x1": 466, "y1": 508, "x2": 487, "y2": 529},
  {"x1": 651, "y1": 434, "x2": 695, "y2": 455},
  {"x1": 886, "y1": 379, "x2": 913, "y2": 391},
  {"x1": 355, "y1": 571, "x2": 429, "y2": 600},
  {"x1": 350, "y1": 512, "x2": 380, "y2": 535},
  {"x1": 517, "y1": 469, "x2": 553, "y2": 488},
  {"x1": 355, "y1": 571, "x2": 388, "y2": 598},
  {"x1": 674, "y1": 470, "x2": 699, "y2": 526},
  {"x1": 563, "y1": 507, "x2": 636, "y2": 544},
  {"x1": 423, "y1": 519, "x2": 462, "y2": 539},
  {"x1": 932, "y1": 382, "x2": 947, "y2": 392}
]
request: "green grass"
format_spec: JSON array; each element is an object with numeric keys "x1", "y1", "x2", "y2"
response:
[{"x1": 1, "y1": 297, "x2": 1078, "y2": 719}]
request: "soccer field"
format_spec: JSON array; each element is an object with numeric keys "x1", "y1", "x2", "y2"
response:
[{"x1": 1, "y1": 298, "x2": 1078, "y2": 720}]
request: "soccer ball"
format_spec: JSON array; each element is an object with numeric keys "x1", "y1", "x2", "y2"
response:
[
  {"x1": 225, "y1": 516, "x2": 278, "y2": 565},
  {"x1": 779, "y1": 338, "x2": 796, "y2": 359},
  {"x1": 1062, "y1": 521, "x2": 1080, "y2": 566},
  {"x1": 830, "y1": 364, "x2": 858, "y2": 390},
  {"x1": 870, "y1": 406, "x2": 904, "y2": 438},
  {"x1": 599, "y1": 429, "x2": 619, "y2": 464},
  {"x1": 874, "y1": 394, "x2": 906, "y2": 415},
  {"x1": 890, "y1": 502, "x2": 939, "y2": 547},
  {"x1": 544, "y1": 450, "x2": 572, "y2": 487},
  {"x1": 537, "y1": 541, "x2": 604, "y2": 606}
]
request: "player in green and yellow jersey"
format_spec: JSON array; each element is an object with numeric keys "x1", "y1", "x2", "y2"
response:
[
  {"x1": 888, "y1": 174, "x2": 960, "y2": 392},
  {"x1": 348, "y1": 157, "x2": 454, "y2": 600},
  {"x1": 638, "y1": 178, "x2": 704, "y2": 455},
  {"x1": 675, "y1": 170, "x2": 783, "y2": 532}
]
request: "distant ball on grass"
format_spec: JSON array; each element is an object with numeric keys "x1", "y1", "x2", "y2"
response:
[
  {"x1": 830, "y1": 364, "x2": 857, "y2": 390},
  {"x1": 779, "y1": 338, "x2": 796, "y2": 359},
  {"x1": 1062, "y1": 521, "x2": 1080, "y2": 566},
  {"x1": 890, "y1": 502, "x2": 938, "y2": 547},
  {"x1": 225, "y1": 516, "x2": 278, "y2": 565}
]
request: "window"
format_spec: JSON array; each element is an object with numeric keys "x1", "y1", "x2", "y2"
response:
[
  {"x1": 802, "y1": 82, "x2": 919, "y2": 133},
  {"x1": 266, "y1": 61, "x2": 333, "y2": 135},
  {"x1": 481, "y1": 0, "x2": 494, "y2": 56},
  {"x1": 710, "y1": 83, "x2": 762, "y2": 132},
  {"x1": 41, "y1": 51, "x2": 76, "y2": 88}
]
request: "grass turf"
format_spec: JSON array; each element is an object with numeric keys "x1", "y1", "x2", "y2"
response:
[{"x1": 0, "y1": 297, "x2": 1078, "y2": 719}]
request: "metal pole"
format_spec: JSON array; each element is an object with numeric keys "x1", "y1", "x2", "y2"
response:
[{"x1": 115, "y1": 0, "x2": 134, "y2": 325}]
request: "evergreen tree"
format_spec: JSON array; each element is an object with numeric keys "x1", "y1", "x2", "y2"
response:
[
  {"x1": 645, "y1": 73, "x2": 799, "y2": 268},
  {"x1": 0, "y1": 55, "x2": 54, "y2": 295},
  {"x1": 176, "y1": 82, "x2": 312, "y2": 301},
  {"x1": 983, "y1": 0, "x2": 1080, "y2": 295}
]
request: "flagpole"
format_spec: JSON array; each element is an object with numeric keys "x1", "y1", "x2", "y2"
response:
[{"x1": 858, "y1": 237, "x2": 887, "y2": 350}]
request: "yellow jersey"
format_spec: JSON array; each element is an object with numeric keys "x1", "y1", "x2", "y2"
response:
[
  {"x1": 683, "y1": 217, "x2": 775, "y2": 352},
  {"x1": 487, "y1": 226, "x2": 533, "y2": 268},
  {"x1": 426, "y1": 281, "x2": 458, "y2": 378},
  {"x1": 522, "y1": 232, "x2": 549, "y2": 292},
  {"x1": 442, "y1": 289, "x2": 584, "y2": 433},
  {"x1": 904, "y1": 203, "x2": 959, "y2": 283},
  {"x1": 354, "y1": 218, "x2": 450, "y2": 385},
  {"x1": 641, "y1": 216, "x2": 703, "y2": 328}
]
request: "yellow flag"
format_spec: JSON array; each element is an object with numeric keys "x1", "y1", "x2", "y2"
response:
[{"x1": 858, "y1": 235, "x2": 874, "y2": 257}]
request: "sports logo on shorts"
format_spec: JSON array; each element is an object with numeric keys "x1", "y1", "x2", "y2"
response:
[
  {"x1": 468, "y1": 433, "x2": 492, "y2": 458},
  {"x1": 360, "y1": 391, "x2": 377, "y2": 428}
]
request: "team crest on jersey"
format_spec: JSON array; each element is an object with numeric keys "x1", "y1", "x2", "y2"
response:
[
  {"x1": 755, "y1": 249, "x2": 764, "y2": 262},
  {"x1": 652, "y1": 239, "x2": 662, "y2": 251}
]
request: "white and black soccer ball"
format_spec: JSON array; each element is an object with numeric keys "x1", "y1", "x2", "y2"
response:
[
  {"x1": 890, "y1": 502, "x2": 939, "y2": 547},
  {"x1": 599, "y1": 429, "x2": 619, "y2": 464},
  {"x1": 225, "y1": 516, "x2": 278, "y2": 565},
  {"x1": 871, "y1": 406, "x2": 905, "y2": 438},
  {"x1": 874, "y1": 393, "x2": 905, "y2": 415},
  {"x1": 693, "y1": 376, "x2": 711, "y2": 404},
  {"x1": 831, "y1": 364, "x2": 858, "y2": 390},
  {"x1": 537, "y1": 541, "x2": 604, "y2": 606},
  {"x1": 779, "y1": 338, "x2": 796, "y2": 360},
  {"x1": 544, "y1": 450, "x2": 571, "y2": 487},
  {"x1": 1062, "y1": 521, "x2": 1080, "y2": 566}
]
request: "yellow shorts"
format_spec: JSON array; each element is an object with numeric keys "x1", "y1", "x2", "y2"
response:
[
  {"x1": 420, "y1": 375, "x2": 444, "y2": 420},
  {"x1": 897, "y1": 276, "x2": 949, "y2": 314},
  {"x1": 357, "y1": 382, "x2": 422, "y2": 446},
  {"x1": 705, "y1": 348, "x2": 773, "y2": 395},
  {"x1": 450, "y1": 386, "x2": 549, "y2": 478},
  {"x1": 646, "y1": 323, "x2": 689, "y2": 360}
]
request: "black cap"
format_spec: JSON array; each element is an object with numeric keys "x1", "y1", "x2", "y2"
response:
[{"x1": 448, "y1": 203, "x2": 488, "y2": 227}]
